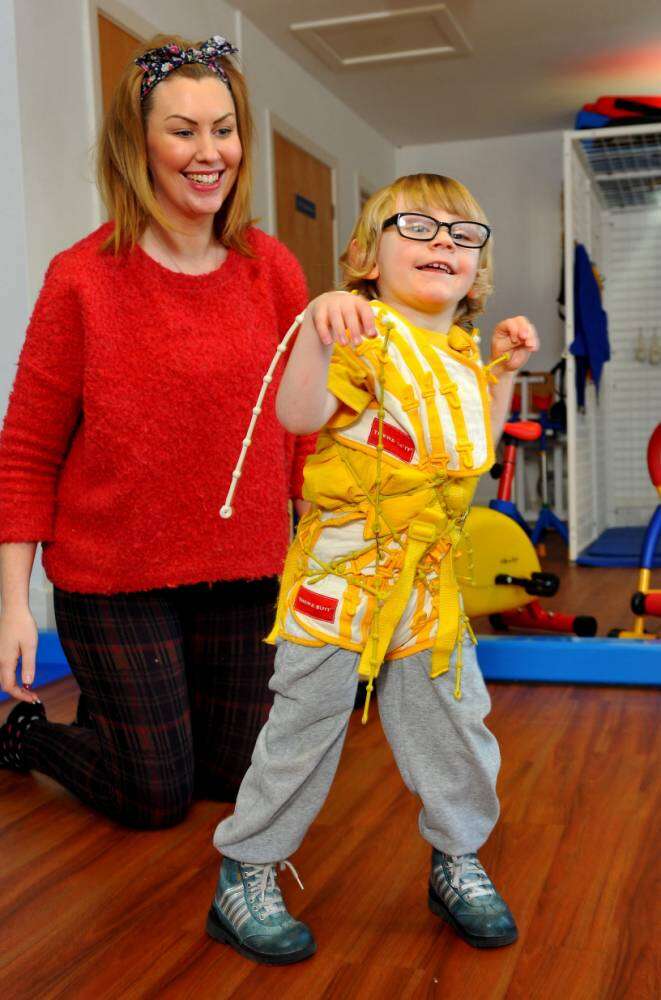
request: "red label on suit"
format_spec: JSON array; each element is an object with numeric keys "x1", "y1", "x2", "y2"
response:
[
  {"x1": 368, "y1": 418, "x2": 415, "y2": 463},
  {"x1": 294, "y1": 586, "x2": 339, "y2": 623}
]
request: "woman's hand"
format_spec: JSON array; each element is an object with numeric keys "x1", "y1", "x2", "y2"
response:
[
  {"x1": 306, "y1": 291, "x2": 377, "y2": 348},
  {"x1": 491, "y1": 316, "x2": 539, "y2": 372},
  {"x1": 0, "y1": 607, "x2": 40, "y2": 703}
]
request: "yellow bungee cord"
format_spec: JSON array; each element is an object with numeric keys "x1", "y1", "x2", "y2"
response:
[{"x1": 361, "y1": 316, "x2": 394, "y2": 722}]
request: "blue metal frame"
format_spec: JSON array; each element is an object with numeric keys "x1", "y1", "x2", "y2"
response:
[
  {"x1": 489, "y1": 497, "x2": 531, "y2": 536},
  {"x1": 531, "y1": 505, "x2": 569, "y2": 546},
  {"x1": 641, "y1": 505, "x2": 661, "y2": 569}
]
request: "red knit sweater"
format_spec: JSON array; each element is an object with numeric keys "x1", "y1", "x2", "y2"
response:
[{"x1": 0, "y1": 223, "x2": 316, "y2": 594}]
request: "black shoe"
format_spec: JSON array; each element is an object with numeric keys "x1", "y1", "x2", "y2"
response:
[{"x1": 0, "y1": 700, "x2": 46, "y2": 771}]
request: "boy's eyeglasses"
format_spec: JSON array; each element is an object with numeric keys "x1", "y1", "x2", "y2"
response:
[{"x1": 383, "y1": 213, "x2": 491, "y2": 249}]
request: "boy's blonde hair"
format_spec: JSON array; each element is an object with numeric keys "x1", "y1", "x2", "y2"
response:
[
  {"x1": 97, "y1": 34, "x2": 254, "y2": 256},
  {"x1": 339, "y1": 173, "x2": 493, "y2": 329}
]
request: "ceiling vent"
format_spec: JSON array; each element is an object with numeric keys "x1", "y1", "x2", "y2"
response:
[{"x1": 290, "y1": 3, "x2": 471, "y2": 70}]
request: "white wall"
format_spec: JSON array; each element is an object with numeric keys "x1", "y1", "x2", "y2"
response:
[
  {"x1": 398, "y1": 130, "x2": 566, "y2": 507},
  {"x1": 5, "y1": 0, "x2": 396, "y2": 625},
  {"x1": 1, "y1": 0, "x2": 52, "y2": 626},
  {"x1": 12, "y1": 0, "x2": 395, "y2": 300},
  {"x1": 5, "y1": 0, "x2": 570, "y2": 619},
  {"x1": 397, "y1": 131, "x2": 565, "y2": 370},
  {"x1": 0, "y1": 0, "x2": 29, "y2": 382},
  {"x1": 12, "y1": 0, "x2": 241, "y2": 298},
  {"x1": 13, "y1": 0, "x2": 100, "y2": 302},
  {"x1": 238, "y1": 15, "x2": 394, "y2": 262}
]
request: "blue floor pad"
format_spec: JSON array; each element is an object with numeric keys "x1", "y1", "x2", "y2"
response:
[
  {"x1": 477, "y1": 634, "x2": 659, "y2": 686},
  {"x1": 1, "y1": 631, "x2": 658, "y2": 702},
  {"x1": 577, "y1": 527, "x2": 661, "y2": 567}
]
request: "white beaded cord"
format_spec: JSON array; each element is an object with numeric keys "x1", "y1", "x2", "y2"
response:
[{"x1": 219, "y1": 312, "x2": 306, "y2": 519}]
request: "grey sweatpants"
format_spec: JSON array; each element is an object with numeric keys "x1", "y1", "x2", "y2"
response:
[{"x1": 213, "y1": 638, "x2": 500, "y2": 862}]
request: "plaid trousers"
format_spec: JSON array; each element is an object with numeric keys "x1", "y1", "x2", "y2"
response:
[{"x1": 24, "y1": 579, "x2": 278, "y2": 828}]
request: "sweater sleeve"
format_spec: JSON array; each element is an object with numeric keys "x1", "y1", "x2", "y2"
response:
[
  {"x1": 0, "y1": 255, "x2": 84, "y2": 542},
  {"x1": 269, "y1": 238, "x2": 318, "y2": 499}
]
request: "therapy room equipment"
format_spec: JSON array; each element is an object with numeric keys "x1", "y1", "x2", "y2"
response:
[
  {"x1": 610, "y1": 422, "x2": 661, "y2": 639},
  {"x1": 471, "y1": 421, "x2": 597, "y2": 636},
  {"x1": 563, "y1": 123, "x2": 661, "y2": 564}
]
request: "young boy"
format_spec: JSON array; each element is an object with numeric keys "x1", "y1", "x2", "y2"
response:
[{"x1": 208, "y1": 173, "x2": 538, "y2": 964}]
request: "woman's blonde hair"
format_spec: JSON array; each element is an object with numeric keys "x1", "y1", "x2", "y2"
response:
[
  {"x1": 339, "y1": 173, "x2": 493, "y2": 329},
  {"x1": 97, "y1": 34, "x2": 255, "y2": 255}
]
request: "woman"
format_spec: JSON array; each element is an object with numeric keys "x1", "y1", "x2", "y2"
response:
[{"x1": 0, "y1": 34, "x2": 316, "y2": 827}]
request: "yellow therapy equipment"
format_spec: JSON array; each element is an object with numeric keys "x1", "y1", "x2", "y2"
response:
[{"x1": 456, "y1": 505, "x2": 556, "y2": 618}]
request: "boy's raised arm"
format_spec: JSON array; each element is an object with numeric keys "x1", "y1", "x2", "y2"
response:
[
  {"x1": 276, "y1": 311, "x2": 338, "y2": 434},
  {"x1": 488, "y1": 316, "x2": 539, "y2": 444},
  {"x1": 276, "y1": 292, "x2": 377, "y2": 435}
]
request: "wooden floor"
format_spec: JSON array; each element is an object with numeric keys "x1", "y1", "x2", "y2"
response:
[{"x1": 1, "y1": 552, "x2": 659, "y2": 999}]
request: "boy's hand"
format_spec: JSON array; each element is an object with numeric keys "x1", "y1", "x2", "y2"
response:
[
  {"x1": 307, "y1": 291, "x2": 377, "y2": 348},
  {"x1": 491, "y1": 316, "x2": 539, "y2": 372},
  {"x1": 294, "y1": 499, "x2": 311, "y2": 519}
]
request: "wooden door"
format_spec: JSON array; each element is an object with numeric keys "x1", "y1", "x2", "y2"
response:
[
  {"x1": 98, "y1": 13, "x2": 143, "y2": 115},
  {"x1": 273, "y1": 132, "x2": 335, "y2": 299}
]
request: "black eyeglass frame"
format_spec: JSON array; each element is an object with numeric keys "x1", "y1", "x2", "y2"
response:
[{"x1": 382, "y1": 212, "x2": 491, "y2": 249}]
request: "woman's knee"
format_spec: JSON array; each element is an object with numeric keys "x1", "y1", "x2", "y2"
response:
[
  {"x1": 117, "y1": 787, "x2": 194, "y2": 829},
  {"x1": 113, "y1": 764, "x2": 195, "y2": 829}
]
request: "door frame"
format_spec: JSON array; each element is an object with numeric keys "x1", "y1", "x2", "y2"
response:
[
  {"x1": 87, "y1": 0, "x2": 154, "y2": 133},
  {"x1": 86, "y1": 1, "x2": 155, "y2": 226},
  {"x1": 356, "y1": 177, "x2": 376, "y2": 212},
  {"x1": 265, "y1": 109, "x2": 339, "y2": 288}
]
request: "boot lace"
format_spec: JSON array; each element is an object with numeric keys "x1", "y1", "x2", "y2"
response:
[
  {"x1": 447, "y1": 854, "x2": 495, "y2": 902},
  {"x1": 241, "y1": 860, "x2": 304, "y2": 919}
]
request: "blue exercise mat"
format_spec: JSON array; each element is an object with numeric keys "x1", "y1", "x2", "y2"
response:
[
  {"x1": 478, "y1": 635, "x2": 659, "y2": 686},
  {"x1": 577, "y1": 527, "x2": 661, "y2": 567}
]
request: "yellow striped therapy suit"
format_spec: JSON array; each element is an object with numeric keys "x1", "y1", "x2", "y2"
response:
[{"x1": 267, "y1": 300, "x2": 499, "y2": 716}]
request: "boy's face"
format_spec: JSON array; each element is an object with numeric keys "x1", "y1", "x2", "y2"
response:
[{"x1": 369, "y1": 197, "x2": 481, "y2": 323}]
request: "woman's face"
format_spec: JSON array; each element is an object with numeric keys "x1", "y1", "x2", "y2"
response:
[{"x1": 145, "y1": 74, "x2": 243, "y2": 226}]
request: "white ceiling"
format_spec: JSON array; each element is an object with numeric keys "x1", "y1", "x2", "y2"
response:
[{"x1": 229, "y1": 0, "x2": 661, "y2": 145}]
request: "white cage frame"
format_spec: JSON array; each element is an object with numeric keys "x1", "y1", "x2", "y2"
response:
[{"x1": 564, "y1": 123, "x2": 661, "y2": 560}]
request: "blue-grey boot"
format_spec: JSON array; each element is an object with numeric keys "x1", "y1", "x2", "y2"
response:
[
  {"x1": 428, "y1": 849, "x2": 518, "y2": 948},
  {"x1": 206, "y1": 858, "x2": 316, "y2": 965}
]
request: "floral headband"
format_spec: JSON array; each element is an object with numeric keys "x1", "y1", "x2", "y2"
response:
[{"x1": 135, "y1": 35, "x2": 238, "y2": 101}]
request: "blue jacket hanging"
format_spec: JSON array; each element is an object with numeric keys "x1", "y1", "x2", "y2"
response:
[{"x1": 570, "y1": 243, "x2": 610, "y2": 408}]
